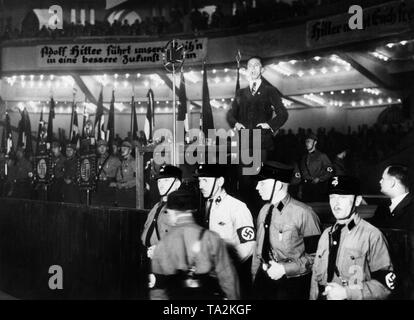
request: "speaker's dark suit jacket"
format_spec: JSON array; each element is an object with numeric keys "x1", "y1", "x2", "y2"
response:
[{"x1": 226, "y1": 81, "x2": 288, "y2": 150}]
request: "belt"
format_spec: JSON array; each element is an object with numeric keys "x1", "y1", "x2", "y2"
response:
[{"x1": 153, "y1": 272, "x2": 221, "y2": 291}]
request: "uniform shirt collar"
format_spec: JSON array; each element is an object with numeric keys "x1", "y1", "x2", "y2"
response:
[
  {"x1": 174, "y1": 214, "x2": 196, "y2": 226},
  {"x1": 390, "y1": 192, "x2": 409, "y2": 213},
  {"x1": 272, "y1": 193, "x2": 290, "y2": 213},
  {"x1": 334, "y1": 212, "x2": 360, "y2": 231},
  {"x1": 210, "y1": 189, "x2": 227, "y2": 205}
]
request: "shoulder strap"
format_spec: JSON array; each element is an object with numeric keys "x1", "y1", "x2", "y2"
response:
[{"x1": 199, "y1": 228, "x2": 207, "y2": 241}]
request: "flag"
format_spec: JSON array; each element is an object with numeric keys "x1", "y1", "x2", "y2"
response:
[
  {"x1": 144, "y1": 89, "x2": 154, "y2": 142},
  {"x1": 130, "y1": 95, "x2": 139, "y2": 141},
  {"x1": 0, "y1": 96, "x2": 5, "y2": 118},
  {"x1": 58, "y1": 128, "x2": 65, "y2": 145},
  {"x1": 178, "y1": 70, "x2": 189, "y2": 132},
  {"x1": 235, "y1": 50, "x2": 241, "y2": 93},
  {"x1": 36, "y1": 106, "x2": 46, "y2": 153},
  {"x1": 1, "y1": 111, "x2": 13, "y2": 155},
  {"x1": 70, "y1": 101, "x2": 80, "y2": 148},
  {"x1": 17, "y1": 107, "x2": 33, "y2": 156},
  {"x1": 47, "y1": 97, "x2": 55, "y2": 143},
  {"x1": 94, "y1": 87, "x2": 105, "y2": 141},
  {"x1": 201, "y1": 62, "x2": 214, "y2": 138},
  {"x1": 235, "y1": 63, "x2": 240, "y2": 93},
  {"x1": 107, "y1": 90, "x2": 115, "y2": 149},
  {"x1": 81, "y1": 102, "x2": 87, "y2": 138}
]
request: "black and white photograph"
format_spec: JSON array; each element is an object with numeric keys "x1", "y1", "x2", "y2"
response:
[{"x1": 0, "y1": 0, "x2": 413, "y2": 309}]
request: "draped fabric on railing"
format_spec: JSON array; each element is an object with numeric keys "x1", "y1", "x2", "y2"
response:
[{"x1": 0, "y1": 198, "x2": 148, "y2": 299}]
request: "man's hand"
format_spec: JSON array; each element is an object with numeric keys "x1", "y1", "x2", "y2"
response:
[
  {"x1": 324, "y1": 282, "x2": 348, "y2": 300},
  {"x1": 256, "y1": 123, "x2": 271, "y2": 130},
  {"x1": 147, "y1": 245, "x2": 156, "y2": 259},
  {"x1": 234, "y1": 122, "x2": 246, "y2": 131},
  {"x1": 266, "y1": 261, "x2": 286, "y2": 280}
]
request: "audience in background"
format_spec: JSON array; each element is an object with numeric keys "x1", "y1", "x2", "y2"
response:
[{"x1": 0, "y1": 1, "x2": 317, "y2": 41}]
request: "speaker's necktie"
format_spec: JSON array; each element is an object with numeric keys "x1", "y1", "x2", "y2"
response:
[{"x1": 251, "y1": 82, "x2": 257, "y2": 95}]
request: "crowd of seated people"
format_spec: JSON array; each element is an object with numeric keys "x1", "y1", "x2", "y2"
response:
[{"x1": 1, "y1": 1, "x2": 316, "y2": 41}]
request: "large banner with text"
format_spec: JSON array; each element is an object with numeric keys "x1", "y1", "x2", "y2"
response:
[
  {"x1": 307, "y1": 1, "x2": 414, "y2": 48},
  {"x1": 37, "y1": 38, "x2": 208, "y2": 68}
]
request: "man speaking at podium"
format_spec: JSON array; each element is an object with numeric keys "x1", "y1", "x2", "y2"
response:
[{"x1": 227, "y1": 56, "x2": 288, "y2": 214}]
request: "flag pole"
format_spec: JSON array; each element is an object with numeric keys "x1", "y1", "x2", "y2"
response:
[
  {"x1": 69, "y1": 90, "x2": 75, "y2": 142},
  {"x1": 162, "y1": 39, "x2": 185, "y2": 166},
  {"x1": 172, "y1": 61, "x2": 177, "y2": 166},
  {"x1": 131, "y1": 83, "x2": 135, "y2": 140}
]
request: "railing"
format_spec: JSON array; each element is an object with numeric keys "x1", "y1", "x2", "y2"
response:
[
  {"x1": 0, "y1": 197, "x2": 148, "y2": 299},
  {"x1": 0, "y1": 195, "x2": 410, "y2": 299}
]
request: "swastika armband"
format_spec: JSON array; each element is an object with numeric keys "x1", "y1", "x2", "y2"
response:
[
  {"x1": 327, "y1": 167, "x2": 333, "y2": 172},
  {"x1": 237, "y1": 226, "x2": 256, "y2": 243},
  {"x1": 371, "y1": 270, "x2": 397, "y2": 290}
]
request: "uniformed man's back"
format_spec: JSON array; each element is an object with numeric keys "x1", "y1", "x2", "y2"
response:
[{"x1": 150, "y1": 189, "x2": 240, "y2": 300}]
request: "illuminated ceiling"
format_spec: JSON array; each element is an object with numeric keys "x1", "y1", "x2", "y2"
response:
[{"x1": 1, "y1": 38, "x2": 412, "y2": 115}]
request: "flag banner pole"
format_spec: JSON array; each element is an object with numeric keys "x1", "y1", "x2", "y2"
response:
[
  {"x1": 172, "y1": 63, "x2": 177, "y2": 166},
  {"x1": 162, "y1": 38, "x2": 185, "y2": 166}
]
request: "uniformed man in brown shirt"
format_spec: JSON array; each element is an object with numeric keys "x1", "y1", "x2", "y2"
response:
[
  {"x1": 310, "y1": 175, "x2": 396, "y2": 300},
  {"x1": 7, "y1": 146, "x2": 33, "y2": 199},
  {"x1": 296, "y1": 133, "x2": 333, "y2": 202},
  {"x1": 150, "y1": 188, "x2": 240, "y2": 300},
  {"x1": 111, "y1": 140, "x2": 137, "y2": 208},
  {"x1": 48, "y1": 141, "x2": 66, "y2": 202},
  {"x1": 92, "y1": 139, "x2": 121, "y2": 207},
  {"x1": 62, "y1": 143, "x2": 80, "y2": 204},
  {"x1": 141, "y1": 165, "x2": 182, "y2": 256},
  {"x1": 252, "y1": 161, "x2": 321, "y2": 300}
]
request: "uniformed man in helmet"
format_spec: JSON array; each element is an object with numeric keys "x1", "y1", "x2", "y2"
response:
[
  {"x1": 92, "y1": 139, "x2": 121, "y2": 207},
  {"x1": 62, "y1": 143, "x2": 80, "y2": 204},
  {"x1": 141, "y1": 165, "x2": 182, "y2": 257},
  {"x1": 111, "y1": 139, "x2": 137, "y2": 208},
  {"x1": 310, "y1": 175, "x2": 396, "y2": 300},
  {"x1": 48, "y1": 141, "x2": 65, "y2": 202},
  {"x1": 196, "y1": 163, "x2": 255, "y2": 298},
  {"x1": 296, "y1": 133, "x2": 333, "y2": 202},
  {"x1": 7, "y1": 146, "x2": 33, "y2": 199},
  {"x1": 150, "y1": 188, "x2": 240, "y2": 300},
  {"x1": 252, "y1": 161, "x2": 321, "y2": 300}
]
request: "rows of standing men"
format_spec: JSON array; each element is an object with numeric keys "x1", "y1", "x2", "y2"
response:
[
  {"x1": 0, "y1": 139, "x2": 138, "y2": 208},
  {"x1": 142, "y1": 162, "x2": 412, "y2": 300}
]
